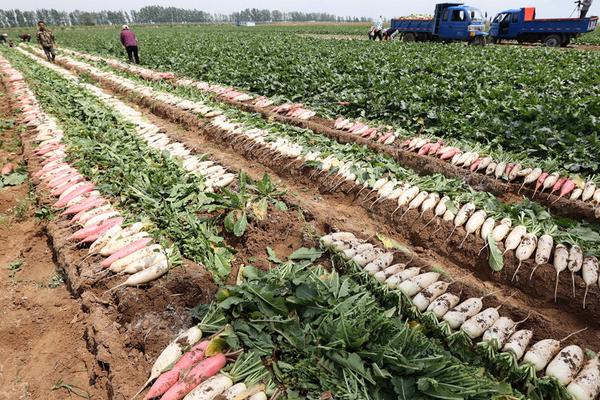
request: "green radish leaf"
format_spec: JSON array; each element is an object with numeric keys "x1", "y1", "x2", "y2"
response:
[
  {"x1": 487, "y1": 234, "x2": 504, "y2": 272},
  {"x1": 266, "y1": 247, "x2": 281, "y2": 264},
  {"x1": 274, "y1": 200, "x2": 288, "y2": 211},
  {"x1": 233, "y1": 211, "x2": 247, "y2": 237},
  {"x1": 288, "y1": 247, "x2": 322, "y2": 262},
  {"x1": 2, "y1": 172, "x2": 26, "y2": 186},
  {"x1": 376, "y1": 233, "x2": 411, "y2": 254},
  {"x1": 224, "y1": 210, "x2": 236, "y2": 233}
]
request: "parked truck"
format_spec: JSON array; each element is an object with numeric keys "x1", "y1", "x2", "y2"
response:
[
  {"x1": 390, "y1": 3, "x2": 489, "y2": 45},
  {"x1": 489, "y1": 7, "x2": 598, "y2": 47}
]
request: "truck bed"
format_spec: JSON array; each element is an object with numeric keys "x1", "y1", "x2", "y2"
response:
[
  {"x1": 521, "y1": 16, "x2": 598, "y2": 34},
  {"x1": 390, "y1": 19, "x2": 434, "y2": 33}
]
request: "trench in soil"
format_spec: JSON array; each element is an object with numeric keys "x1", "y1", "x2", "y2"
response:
[
  {"x1": 4, "y1": 51, "x2": 600, "y2": 398},
  {"x1": 44, "y1": 57, "x2": 600, "y2": 348},
  {"x1": 66, "y1": 49, "x2": 600, "y2": 224}
]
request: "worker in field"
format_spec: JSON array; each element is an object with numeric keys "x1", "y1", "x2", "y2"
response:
[
  {"x1": 374, "y1": 16, "x2": 384, "y2": 40},
  {"x1": 0, "y1": 33, "x2": 7, "y2": 45},
  {"x1": 19, "y1": 33, "x2": 32, "y2": 42},
  {"x1": 36, "y1": 21, "x2": 56, "y2": 62},
  {"x1": 120, "y1": 25, "x2": 140, "y2": 64}
]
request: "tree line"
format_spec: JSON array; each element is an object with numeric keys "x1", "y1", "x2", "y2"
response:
[{"x1": 0, "y1": 6, "x2": 369, "y2": 28}]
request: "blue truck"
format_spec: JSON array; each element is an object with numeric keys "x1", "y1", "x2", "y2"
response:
[
  {"x1": 489, "y1": 7, "x2": 598, "y2": 47},
  {"x1": 390, "y1": 3, "x2": 489, "y2": 45}
]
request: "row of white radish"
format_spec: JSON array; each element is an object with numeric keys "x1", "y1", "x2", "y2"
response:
[
  {"x1": 135, "y1": 326, "x2": 268, "y2": 400},
  {"x1": 22, "y1": 48, "x2": 237, "y2": 192},
  {"x1": 50, "y1": 48, "x2": 600, "y2": 309},
  {"x1": 321, "y1": 231, "x2": 600, "y2": 400},
  {"x1": 60, "y1": 47, "x2": 600, "y2": 213},
  {"x1": 0, "y1": 55, "x2": 172, "y2": 291}
]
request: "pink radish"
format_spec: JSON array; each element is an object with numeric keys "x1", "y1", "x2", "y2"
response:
[
  {"x1": 533, "y1": 172, "x2": 549, "y2": 197},
  {"x1": 418, "y1": 143, "x2": 432, "y2": 155},
  {"x1": 54, "y1": 183, "x2": 95, "y2": 208},
  {"x1": 550, "y1": 177, "x2": 567, "y2": 196},
  {"x1": 51, "y1": 176, "x2": 85, "y2": 196},
  {"x1": 427, "y1": 142, "x2": 443, "y2": 155},
  {"x1": 552, "y1": 179, "x2": 576, "y2": 204},
  {"x1": 47, "y1": 171, "x2": 82, "y2": 188},
  {"x1": 73, "y1": 204, "x2": 112, "y2": 223},
  {"x1": 144, "y1": 341, "x2": 210, "y2": 399},
  {"x1": 68, "y1": 217, "x2": 123, "y2": 241},
  {"x1": 101, "y1": 238, "x2": 152, "y2": 268},
  {"x1": 378, "y1": 131, "x2": 393, "y2": 143},
  {"x1": 2, "y1": 163, "x2": 16, "y2": 175},
  {"x1": 440, "y1": 148, "x2": 460, "y2": 161},
  {"x1": 469, "y1": 158, "x2": 482, "y2": 172},
  {"x1": 160, "y1": 354, "x2": 227, "y2": 400}
]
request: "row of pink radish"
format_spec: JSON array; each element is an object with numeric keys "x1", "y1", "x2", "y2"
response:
[
  {"x1": 50, "y1": 48, "x2": 599, "y2": 308},
  {"x1": 400, "y1": 137, "x2": 600, "y2": 212},
  {"x1": 135, "y1": 326, "x2": 268, "y2": 400},
  {"x1": 23, "y1": 48, "x2": 236, "y2": 192},
  {"x1": 1, "y1": 55, "x2": 172, "y2": 292},
  {"x1": 322, "y1": 231, "x2": 600, "y2": 400},
  {"x1": 333, "y1": 117, "x2": 397, "y2": 145}
]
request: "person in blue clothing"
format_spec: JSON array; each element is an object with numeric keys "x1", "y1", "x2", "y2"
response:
[{"x1": 369, "y1": 16, "x2": 385, "y2": 40}]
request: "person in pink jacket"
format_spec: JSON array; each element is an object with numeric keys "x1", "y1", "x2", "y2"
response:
[{"x1": 120, "y1": 25, "x2": 139, "y2": 64}]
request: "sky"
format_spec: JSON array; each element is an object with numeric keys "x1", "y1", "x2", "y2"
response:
[{"x1": 1, "y1": 0, "x2": 598, "y2": 19}]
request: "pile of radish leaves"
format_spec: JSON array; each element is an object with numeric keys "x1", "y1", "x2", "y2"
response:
[{"x1": 194, "y1": 255, "x2": 516, "y2": 400}]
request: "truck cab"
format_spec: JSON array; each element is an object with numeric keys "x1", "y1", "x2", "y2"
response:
[
  {"x1": 435, "y1": 4, "x2": 487, "y2": 42},
  {"x1": 490, "y1": 7, "x2": 598, "y2": 47},
  {"x1": 390, "y1": 3, "x2": 488, "y2": 44}
]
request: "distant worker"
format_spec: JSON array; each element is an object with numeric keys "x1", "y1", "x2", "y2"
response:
[
  {"x1": 578, "y1": 0, "x2": 593, "y2": 18},
  {"x1": 120, "y1": 25, "x2": 140, "y2": 64},
  {"x1": 374, "y1": 15, "x2": 384, "y2": 40},
  {"x1": 383, "y1": 28, "x2": 399, "y2": 40},
  {"x1": 36, "y1": 21, "x2": 56, "y2": 62},
  {"x1": 0, "y1": 33, "x2": 7, "y2": 45},
  {"x1": 19, "y1": 33, "x2": 32, "y2": 42}
]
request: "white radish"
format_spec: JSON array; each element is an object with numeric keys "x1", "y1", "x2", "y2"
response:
[
  {"x1": 122, "y1": 252, "x2": 167, "y2": 274},
  {"x1": 461, "y1": 307, "x2": 501, "y2": 339},
  {"x1": 426, "y1": 292, "x2": 460, "y2": 319},
  {"x1": 419, "y1": 193, "x2": 440, "y2": 218},
  {"x1": 221, "y1": 383, "x2": 247, "y2": 400},
  {"x1": 545, "y1": 345, "x2": 584, "y2": 385},
  {"x1": 532, "y1": 234, "x2": 554, "y2": 280},
  {"x1": 422, "y1": 196, "x2": 449, "y2": 229},
  {"x1": 523, "y1": 328, "x2": 588, "y2": 372},
  {"x1": 442, "y1": 209, "x2": 455, "y2": 222},
  {"x1": 502, "y1": 330, "x2": 533, "y2": 360},
  {"x1": 512, "y1": 233, "x2": 538, "y2": 281},
  {"x1": 385, "y1": 267, "x2": 421, "y2": 289},
  {"x1": 492, "y1": 218, "x2": 512, "y2": 242},
  {"x1": 582, "y1": 256, "x2": 598, "y2": 309},
  {"x1": 351, "y1": 249, "x2": 382, "y2": 267},
  {"x1": 443, "y1": 297, "x2": 484, "y2": 329},
  {"x1": 570, "y1": 188, "x2": 583, "y2": 201},
  {"x1": 183, "y1": 374, "x2": 233, "y2": 400},
  {"x1": 109, "y1": 244, "x2": 162, "y2": 273},
  {"x1": 503, "y1": 225, "x2": 527, "y2": 255},
  {"x1": 541, "y1": 172, "x2": 560, "y2": 193},
  {"x1": 363, "y1": 252, "x2": 394, "y2": 275},
  {"x1": 459, "y1": 209, "x2": 486, "y2": 248},
  {"x1": 393, "y1": 186, "x2": 420, "y2": 215},
  {"x1": 100, "y1": 232, "x2": 150, "y2": 256},
  {"x1": 494, "y1": 162, "x2": 507, "y2": 179},
  {"x1": 399, "y1": 190, "x2": 429, "y2": 219},
  {"x1": 508, "y1": 164, "x2": 522, "y2": 181},
  {"x1": 480, "y1": 217, "x2": 496, "y2": 242},
  {"x1": 568, "y1": 245, "x2": 583, "y2": 298},
  {"x1": 398, "y1": 272, "x2": 440, "y2": 297},
  {"x1": 482, "y1": 316, "x2": 516, "y2": 347},
  {"x1": 89, "y1": 225, "x2": 123, "y2": 254},
  {"x1": 553, "y1": 244, "x2": 569, "y2": 302},
  {"x1": 567, "y1": 356, "x2": 600, "y2": 400},
  {"x1": 412, "y1": 281, "x2": 449, "y2": 312},
  {"x1": 594, "y1": 188, "x2": 600, "y2": 204},
  {"x1": 582, "y1": 182, "x2": 596, "y2": 202},
  {"x1": 249, "y1": 393, "x2": 268, "y2": 400},
  {"x1": 447, "y1": 202, "x2": 475, "y2": 241},
  {"x1": 108, "y1": 255, "x2": 170, "y2": 291}
]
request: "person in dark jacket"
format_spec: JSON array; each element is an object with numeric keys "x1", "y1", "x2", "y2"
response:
[
  {"x1": 120, "y1": 25, "x2": 139, "y2": 64},
  {"x1": 19, "y1": 33, "x2": 32, "y2": 42},
  {"x1": 37, "y1": 21, "x2": 56, "y2": 62}
]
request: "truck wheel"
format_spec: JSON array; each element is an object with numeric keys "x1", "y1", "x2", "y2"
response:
[
  {"x1": 544, "y1": 35, "x2": 562, "y2": 48},
  {"x1": 469, "y1": 36, "x2": 486, "y2": 46},
  {"x1": 403, "y1": 33, "x2": 416, "y2": 43}
]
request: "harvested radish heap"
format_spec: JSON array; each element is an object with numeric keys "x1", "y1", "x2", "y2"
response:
[
  {"x1": 4, "y1": 66, "x2": 171, "y2": 292},
  {"x1": 321, "y1": 231, "x2": 596, "y2": 394}
]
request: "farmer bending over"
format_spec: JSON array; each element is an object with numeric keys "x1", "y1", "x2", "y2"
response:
[
  {"x1": 120, "y1": 25, "x2": 140, "y2": 64},
  {"x1": 37, "y1": 21, "x2": 56, "y2": 62}
]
